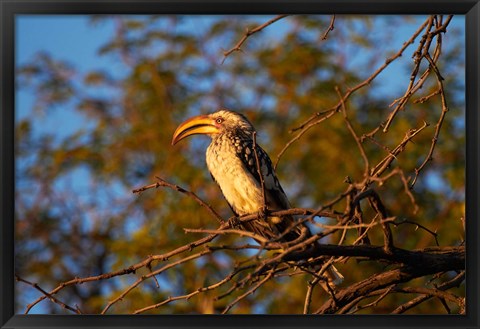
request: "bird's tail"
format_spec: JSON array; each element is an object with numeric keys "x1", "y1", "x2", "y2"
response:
[
  {"x1": 325, "y1": 264, "x2": 344, "y2": 285},
  {"x1": 318, "y1": 264, "x2": 344, "y2": 293}
]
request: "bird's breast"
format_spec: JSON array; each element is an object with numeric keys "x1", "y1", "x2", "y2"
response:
[{"x1": 206, "y1": 138, "x2": 263, "y2": 215}]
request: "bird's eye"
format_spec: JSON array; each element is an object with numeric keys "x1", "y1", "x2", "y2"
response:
[{"x1": 215, "y1": 117, "x2": 224, "y2": 124}]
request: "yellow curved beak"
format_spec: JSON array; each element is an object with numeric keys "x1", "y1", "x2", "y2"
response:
[{"x1": 171, "y1": 115, "x2": 220, "y2": 145}]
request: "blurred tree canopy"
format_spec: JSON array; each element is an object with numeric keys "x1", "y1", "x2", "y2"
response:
[{"x1": 15, "y1": 15, "x2": 465, "y2": 314}]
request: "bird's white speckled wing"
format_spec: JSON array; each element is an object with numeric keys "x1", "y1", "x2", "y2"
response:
[{"x1": 234, "y1": 139, "x2": 291, "y2": 211}]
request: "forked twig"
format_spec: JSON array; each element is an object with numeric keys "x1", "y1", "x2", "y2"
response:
[{"x1": 222, "y1": 15, "x2": 290, "y2": 63}]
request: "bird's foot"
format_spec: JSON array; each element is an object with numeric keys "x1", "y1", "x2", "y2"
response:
[
  {"x1": 228, "y1": 216, "x2": 241, "y2": 228},
  {"x1": 257, "y1": 206, "x2": 269, "y2": 220}
]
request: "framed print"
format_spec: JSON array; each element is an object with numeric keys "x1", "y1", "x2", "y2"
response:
[{"x1": 1, "y1": 1, "x2": 479, "y2": 328}]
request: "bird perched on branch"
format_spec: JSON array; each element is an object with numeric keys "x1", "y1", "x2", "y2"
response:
[{"x1": 172, "y1": 109, "x2": 343, "y2": 287}]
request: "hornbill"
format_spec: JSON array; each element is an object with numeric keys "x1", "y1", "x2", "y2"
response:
[{"x1": 172, "y1": 109, "x2": 343, "y2": 287}]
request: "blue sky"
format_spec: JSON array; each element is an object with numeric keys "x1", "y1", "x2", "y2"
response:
[
  {"x1": 16, "y1": 16, "x2": 114, "y2": 141},
  {"x1": 17, "y1": 15, "x2": 115, "y2": 72}
]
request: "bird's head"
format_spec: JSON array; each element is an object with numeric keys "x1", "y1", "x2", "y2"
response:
[{"x1": 172, "y1": 109, "x2": 255, "y2": 145}]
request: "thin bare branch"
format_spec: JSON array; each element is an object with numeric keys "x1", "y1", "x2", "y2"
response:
[
  {"x1": 392, "y1": 271, "x2": 465, "y2": 314},
  {"x1": 222, "y1": 15, "x2": 290, "y2": 62},
  {"x1": 133, "y1": 176, "x2": 224, "y2": 224},
  {"x1": 274, "y1": 17, "x2": 432, "y2": 168},
  {"x1": 370, "y1": 121, "x2": 429, "y2": 178},
  {"x1": 336, "y1": 86, "x2": 370, "y2": 178},
  {"x1": 321, "y1": 15, "x2": 336, "y2": 40},
  {"x1": 16, "y1": 275, "x2": 82, "y2": 314},
  {"x1": 222, "y1": 270, "x2": 275, "y2": 314},
  {"x1": 410, "y1": 53, "x2": 449, "y2": 188},
  {"x1": 102, "y1": 248, "x2": 213, "y2": 314}
]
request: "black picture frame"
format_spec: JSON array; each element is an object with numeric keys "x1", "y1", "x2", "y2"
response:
[{"x1": 1, "y1": 1, "x2": 478, "y2": 328}]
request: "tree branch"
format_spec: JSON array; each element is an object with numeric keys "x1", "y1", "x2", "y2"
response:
[
  {"x1": 321, "y1": 15, "x2": 336, "y2": 40},
  {"x1": 133, "y1": 176, "x2": 224, "y2": 224},
  {"x1": 222, "y1": 15, "x2": 290, "y2": 62},
  {"x1": 316, "y1": 249, "x2": 464, "y2": 314}
]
